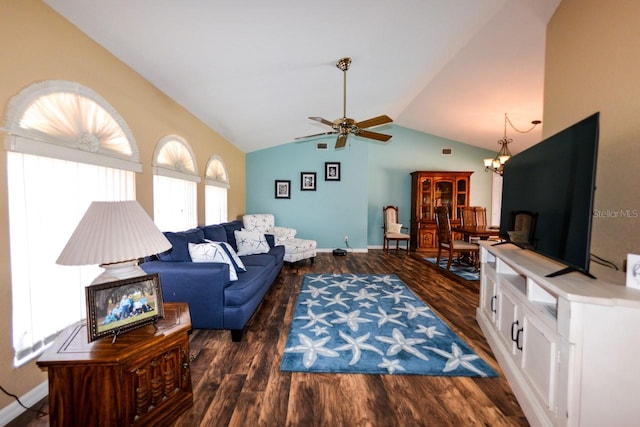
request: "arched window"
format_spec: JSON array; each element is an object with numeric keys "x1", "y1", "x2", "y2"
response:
[
  {"x1": 152, "y1": 135, "x2": 199, "y2": 231},
  {"x1": 5, "y1": 80, "x2": 140, "y2": 171},
  {"x1": 4, "y1": 80, "x2": 139, "y2": 366},
  {"x1": 205, "y1": 155, "x2": 229, "y2": 224}
]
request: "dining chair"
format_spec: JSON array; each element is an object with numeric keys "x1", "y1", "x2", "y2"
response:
[
  {"x1": 434, "y1": 206, "x2": 479, "y2": 270},
  {"x1": 473, "y1": 206, "x2": 487, "y2": 227},
  {"x1": 459, "y1": 206, "x2": 476, "y2": 227},
  {"x1": 473, "y1": 206, "x2": 500, "y2": 240},
  {"x1": 509, "y1": 210, "x2": 538, "y2": 248},
  {"x1": 382, "y1": 205, "x2": 410, "y2": 253}
]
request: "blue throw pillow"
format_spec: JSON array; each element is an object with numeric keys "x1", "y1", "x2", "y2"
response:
[
  {"x1": 157, "y1": 228, "x2": 204, "y2": 262},
  {"x1": 200, "y1": 224, "x2": 227, "y2": 243},
  {"x1": 221, "y1": 220, "x2": 243, "y2": 252},
  {"x1": 215, "y1": 241, "x2": 247, "y2": 272},
  {"x1": 264, "y1": 233, "x2": 275, "y2": 248}
]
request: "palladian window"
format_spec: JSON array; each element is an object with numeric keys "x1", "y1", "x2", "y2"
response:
[{"x1": 4, "y1": 80, "x2": 139, "y2": 366}]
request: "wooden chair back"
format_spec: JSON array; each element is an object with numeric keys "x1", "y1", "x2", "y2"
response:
[
  {"x1": 473, "y1": 206, "x2": 487, "y2": 227},
  {"x1": 458, "y1": 206, "x2": 476, "y2": 227},
  {"x1": 435, "y1": 206, "x2": 479, "y2": 270},
  {"x1": 434, "y1": 206, "x2": 453, "y2": 245}
]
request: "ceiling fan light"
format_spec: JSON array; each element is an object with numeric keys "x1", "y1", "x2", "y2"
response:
[{"x1": 296, "y1": 57, "x2": 393, "y2": 149}]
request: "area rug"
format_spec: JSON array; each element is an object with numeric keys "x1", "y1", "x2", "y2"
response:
[
  {"x1": 424, "y1": 257, "x2": 479, "y2": 281},
  {"x1": 280, "y1": 274, "x2": 495, "y2": 377}
]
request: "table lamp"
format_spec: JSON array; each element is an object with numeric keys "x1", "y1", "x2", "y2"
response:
[{"x1": 56, "y1": 200, "x2": 172, "y2": 284}]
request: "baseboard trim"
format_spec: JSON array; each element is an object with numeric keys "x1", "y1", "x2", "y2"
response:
[
  {"x1": 0, "y1": 381, "x2": 48, "y2": 426},
  {"x1": 315, "y1": 245, "x2": 410, "y2": 253},
  {"x1": 316, "y1": 248, "x2": 368, "y2": 253}
]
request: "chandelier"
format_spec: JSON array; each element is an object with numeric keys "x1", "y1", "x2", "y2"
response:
[{"x1": 483, "y1": 113, "x2": 541, "y2": 175}]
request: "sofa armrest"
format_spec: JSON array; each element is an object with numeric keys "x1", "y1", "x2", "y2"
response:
[
  {"x1": 141, "y1": 260, "x2": 230, "y2": 329},
  {"x1": 270, "y1": 226, "x2": 296, "y2": 240}
]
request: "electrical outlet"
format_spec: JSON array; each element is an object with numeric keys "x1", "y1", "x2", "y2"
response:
[{"x1": 344, "y1": 236, "x2": 349, "y2": 243}]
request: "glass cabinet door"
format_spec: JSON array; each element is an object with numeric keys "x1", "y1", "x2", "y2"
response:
[
  {"x1": 420, "y1": 178, "x2": 431, "y2": 220},
  {"x1": 434, "y1": 180, "x2": 454, "y2": 217},
  {"x1": 456, "y1": 179, "x2": 467, "y2": 209}
]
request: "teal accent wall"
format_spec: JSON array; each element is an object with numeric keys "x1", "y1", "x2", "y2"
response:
[
  {"x1": 247, "y1": 125, "x2": 494, "y2": 250},
  {"x1": 246, "y1": 138, "x2": 369, "y2": 250}
]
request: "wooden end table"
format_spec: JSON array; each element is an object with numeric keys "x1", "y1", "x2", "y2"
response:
[{"x1": 37, "y1": 302, "x2": 193, "y2": 427}]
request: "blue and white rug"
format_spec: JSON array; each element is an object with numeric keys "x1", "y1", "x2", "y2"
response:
[
  {"x1": 425, "y1": 257, "x2": 480, "y2": 281},
  {"x1": 280, "y1": 274, "x2": 496, "y2": 377}
]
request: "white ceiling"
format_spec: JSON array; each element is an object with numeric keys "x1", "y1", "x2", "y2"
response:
[{"x1": 44, "y1": 0, "x2": 560, "y2": 154}]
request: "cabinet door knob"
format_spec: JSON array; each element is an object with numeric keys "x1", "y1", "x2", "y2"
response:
[{"x1": 490, "y1": 295, "x2": 497, "y2": 313}]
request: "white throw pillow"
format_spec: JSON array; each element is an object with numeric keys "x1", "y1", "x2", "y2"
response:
[
  {"x1": 188, "y1": 241, "x2": 238, "y2": 281},
  {"x1": 234, "y1": 229, "x2": 270, "y2": 256},
  {"x1": 388, "y1": 222, "x2": 402, "y2": 233}
]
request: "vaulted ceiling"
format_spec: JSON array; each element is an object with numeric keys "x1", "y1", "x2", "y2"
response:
[{"x1": 44, "y1": 0, "x2": 561, "y2": 154}]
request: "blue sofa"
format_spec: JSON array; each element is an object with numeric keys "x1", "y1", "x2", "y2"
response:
[{"x1": 141, "y1": 220, "x2": 284, "y2": 341}]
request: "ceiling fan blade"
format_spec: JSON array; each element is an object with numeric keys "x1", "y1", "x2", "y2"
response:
[
  {"x1": 309, "y1": 116, "x2": 335, "y2": 127},
  {"x1": 295, "y1": 131, "x2": 337, "y2": 140},
  {"x1": 358, "y1": 130, "x2": 392, "y2": 142},
  {"x1": 356, "y1": 115, "x2": 393, "y2": 129},
  {"x1": 335, "y1": 133, "x2": 348, "y2": 149}
]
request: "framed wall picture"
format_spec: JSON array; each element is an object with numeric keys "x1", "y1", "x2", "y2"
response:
[
  {"x1": 300, "y1": 172, "x2": 316, "y2": 191},
  {"x1": 325, "y1": 162, "x2": 341, "y2": 181},
  {"x1": 275, "y1": 179, "x2": 291, "y2": 199},
  {"x1": 85, "y1": 273, "x2": 165, "y2": 343}
]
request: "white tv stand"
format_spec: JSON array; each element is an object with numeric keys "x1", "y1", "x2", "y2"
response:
[{"x1": 477, "y1": 241, "x2": 640, "y2": 427}]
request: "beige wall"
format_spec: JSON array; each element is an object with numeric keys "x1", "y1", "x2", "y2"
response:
[
  {"x1": 0, "y1": 0, "x2": 245, "y2": 409},
  {"x1": 544, "y1": 0, "x2": 640, "y2": 269}
]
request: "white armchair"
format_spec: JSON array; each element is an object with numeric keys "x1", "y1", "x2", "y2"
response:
[{"x1": 242, "y1": 214, "x2": 316, "y2": 265}]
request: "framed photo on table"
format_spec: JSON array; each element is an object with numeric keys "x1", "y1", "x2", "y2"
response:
[
  {"x1": 325, "y1": 162, "x2": 341, "y2": 181},
  {"x1": 300, "y1": 172, "x2": 316, "y2": 191},
  {"x1": 85, "y1": 273, "x2": 164, "y2": 343},
  {"x1": 275, "y1": 179, "x2": 291, "y2": 199}
]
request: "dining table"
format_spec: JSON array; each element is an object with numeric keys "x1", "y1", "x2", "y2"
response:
[{"x1": 451, "y1": 225, "x2": 501, "y2": 241}]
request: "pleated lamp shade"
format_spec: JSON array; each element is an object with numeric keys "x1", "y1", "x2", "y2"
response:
[{"x1": 57, "y1": 200, "x2": 172, "y2": 283}]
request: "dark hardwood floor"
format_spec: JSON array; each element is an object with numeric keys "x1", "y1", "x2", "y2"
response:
[{"x1": 11, "y1": 250, "x2": 528, "y2": 426}]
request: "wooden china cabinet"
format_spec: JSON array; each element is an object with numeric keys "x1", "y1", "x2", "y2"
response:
[{"x1": 409, "y1": 171, "x2": 472, "y2": 251}]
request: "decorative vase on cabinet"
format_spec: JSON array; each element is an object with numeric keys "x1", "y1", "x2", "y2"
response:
[{"x1": 409, "y1": 171, "x2": 472, "y2": 251}]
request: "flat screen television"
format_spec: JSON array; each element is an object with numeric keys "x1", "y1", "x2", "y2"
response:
[{"x1": 498, "y1": 112, "x2": 599, "y2": 278}]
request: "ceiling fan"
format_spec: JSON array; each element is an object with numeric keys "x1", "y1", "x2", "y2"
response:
[{"x1": 296, "y1": 57, "x2": 393, "y2": 149}]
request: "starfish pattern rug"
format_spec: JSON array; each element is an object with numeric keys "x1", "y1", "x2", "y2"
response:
[
  {"x1": 424, "y1": 257, "x2": 480, "y2": 281},
  {"x1": 280, "y1": 274, "x2": 496, "y2": 377}
]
